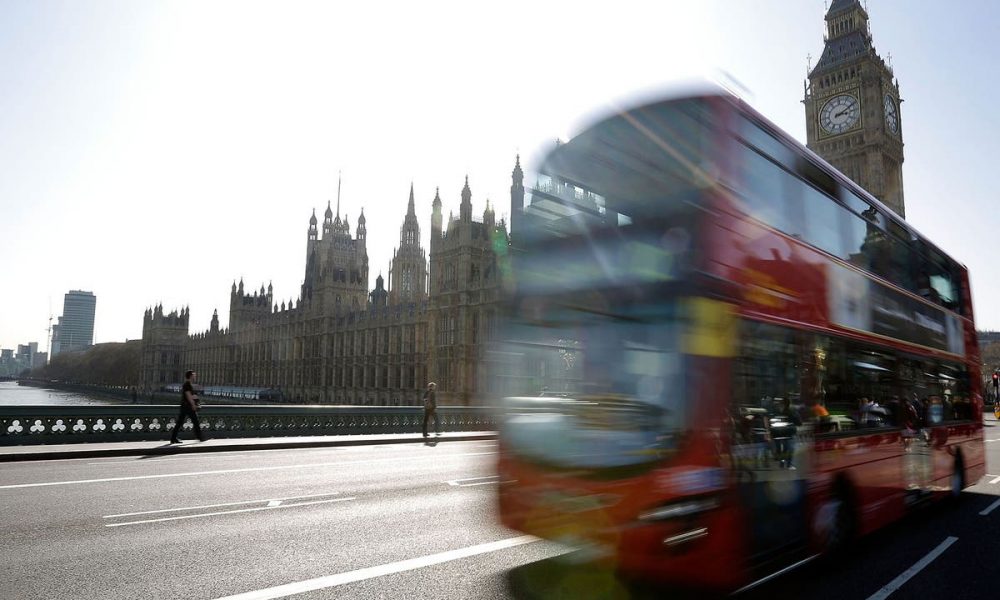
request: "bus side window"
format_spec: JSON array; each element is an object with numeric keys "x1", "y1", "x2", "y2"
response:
[
  {"x1": 925, "y1": 251, "x2": 959, "y2": 310},
  {"x1": 801, "y1": 182, "x2": 849, "y2": 259},
  {"x1": 843, "y1": 212, "x2": 872, "y2": 271},
  {"x1": 739, "y1": 116, "x2": 797, "y2": 170},
  {"x1": 737, "y1": 144, "x2": 803, "y2": 237}
]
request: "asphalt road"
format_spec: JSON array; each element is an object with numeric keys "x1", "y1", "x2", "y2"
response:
[{"x1": 3, "y1": 420, "x2": 1000, "y2": 600}]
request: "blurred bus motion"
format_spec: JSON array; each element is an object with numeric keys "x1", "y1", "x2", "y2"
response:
[{"x1": 491, "y1": 89, "x2": 985, "y2": 591}]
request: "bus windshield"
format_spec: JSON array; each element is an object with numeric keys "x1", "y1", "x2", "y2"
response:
[
  {"x1": 520, "y1": 98, "x2": 718, "y2": 243},
  {"x1": 498, "y1": 297, "x2": 687, "y2": 470}
]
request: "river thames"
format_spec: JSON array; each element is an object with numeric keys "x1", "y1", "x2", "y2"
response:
[{"x1": 0, "y1": 381, "x2": 120, "y2": 405}]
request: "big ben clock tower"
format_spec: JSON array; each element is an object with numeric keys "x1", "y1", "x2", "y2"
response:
[{"x1": 804, "y1": 0, "x2": 905, "y2": 217}]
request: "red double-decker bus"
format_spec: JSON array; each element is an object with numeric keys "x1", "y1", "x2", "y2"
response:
[{"x1": 493, "y1": 89, "x2": 985, "y2": 591}]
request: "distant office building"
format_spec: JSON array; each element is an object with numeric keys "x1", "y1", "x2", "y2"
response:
[
  {"x1": 16, "y1": 342, "x2": 38, "y2": 365},
  {"x1": 32, "y1": 352, "x2": 48, "y2": 370},
  {"x1": 52, "y1": 290, "x2": 96, "y2": 356},
  {"x1": 0, "y1": 349, "x2": 14, "y2": 377},
  {"x1": 2, "y1": 343, "x2": 41, "y2": 376}
]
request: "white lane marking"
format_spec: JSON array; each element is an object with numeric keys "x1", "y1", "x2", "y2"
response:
[
  {"x1": 104, "y1": 492, "x2": 341, "y2": 518},
  {"x1": 267, "y1": 500, "x2": 282, "y2": 508},
  {"x1": 0, "y1": 451, "x2": 495, "y2": 490},
  {"x1": 980, "y1": 498, "x2": 1000, "y2": 516},
  {"x1": 990, "y1": 476, "x2": 1000, "y2": 485},
  {"x1": 866, "y1": 536, "x2": 958, "y2": 600},
  {"x1": 212, "y1": 535, "x2": 538, "y2": 600},
  {"x1": 731, "y1": 554, "x2": 820, "y2": 595},
  {"x1": 445, "y1": 475, "x2": 512, "y2": 487},
  {"x1": 87, "y1": 444, "x2": 491, "y2": 465},
  {"x1": 446, "y1": 475, "x2": 498, "y2": 486},
  {"x1": 106, "y1": 497, "x2": 355, "y2": 527}
]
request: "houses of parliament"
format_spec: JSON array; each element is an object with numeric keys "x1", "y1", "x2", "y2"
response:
[
  {"x1": 140, "y1": 0, "x2": 905, "y2": 406},
  {"x1": 139, "y1": 159, "x2": 524, "y2": 405}
]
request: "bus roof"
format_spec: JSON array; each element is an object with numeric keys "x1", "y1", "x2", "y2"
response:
[{"x1": 544, "y1": 87, "x2": 965, "y2": 272}]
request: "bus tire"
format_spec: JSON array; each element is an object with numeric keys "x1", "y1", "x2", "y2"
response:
[
  {"x1": 950, "y1": 451, "x2": 966, "y2": 501},
  {"x1": 822, "y1": 479, "x2": 856, "y2": 556}
]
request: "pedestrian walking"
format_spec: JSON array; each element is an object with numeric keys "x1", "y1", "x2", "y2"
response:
[
  {"x1": 422, "y1": 382, "x2": 439, "y2": 439},
  {"x1": 170, "y1": 370, "x2": 206, "y2": 443}
]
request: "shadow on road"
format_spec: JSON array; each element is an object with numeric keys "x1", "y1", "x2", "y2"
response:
[{"x1": 504, "y1": 551, "x2": 721, "y2": 600}]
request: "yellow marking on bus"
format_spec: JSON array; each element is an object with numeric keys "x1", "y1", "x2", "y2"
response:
[{"x1": 683, "y1": 298, "x2": 736, "y2": 357}]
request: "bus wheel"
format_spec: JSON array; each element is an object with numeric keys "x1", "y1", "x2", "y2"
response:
[
  {"x1": 950, "y1": 452, "x2": 966, "y2": 501},
  {"x1": 819, "y1": 481, "x2": 856, "y2": 556}
]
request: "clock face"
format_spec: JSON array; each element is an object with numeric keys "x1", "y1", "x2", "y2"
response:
[
  {"x1": 883, "y1": 94, "x2": 899, "y2": 134},
  {"x1": 819, "y1": 94, "x2": 861, "y2": 135}
]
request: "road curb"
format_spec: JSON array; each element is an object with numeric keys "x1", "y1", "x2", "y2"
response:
[{"x1": 0, "y1": 433, "x2": 498, "y2": 462}]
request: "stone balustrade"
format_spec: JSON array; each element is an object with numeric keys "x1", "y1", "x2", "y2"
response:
[{"x1": 0, "y1": 405, "x2": 497, "y2": 446}]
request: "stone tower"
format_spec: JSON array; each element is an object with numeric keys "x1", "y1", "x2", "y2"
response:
[
  {"x1": 389, "y1": 184, "x2": 428, "y2": 304},
  {"x1": 427, "y1": 177, "x2": 508, "y2": 404},
  {"x1": 804, "y1": 0, "x2": 904, "y2": 217},
  {"x1": 139, "y1": 305, "x2": 190, "y2": 389},
  {"x1": 510, "y1": 155, "x2": 524, "y2": 241},
  {"x1": 301, "y1": 188, "x2": 369, "y2": 314}
]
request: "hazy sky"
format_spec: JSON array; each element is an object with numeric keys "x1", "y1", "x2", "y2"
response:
[{"x1": 2, "y1": 0, "x2": 998, "y2": 349}]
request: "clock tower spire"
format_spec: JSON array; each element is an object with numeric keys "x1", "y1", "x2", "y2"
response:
[{"x1": 804, "y1": 0, "x2": 905, "y2": 217}]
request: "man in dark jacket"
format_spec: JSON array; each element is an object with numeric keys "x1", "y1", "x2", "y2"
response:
[
  {"x1": 422, "y1": 382, "x2": 439, "y2": 439},
  {"x1": 170, "y1": 370, "x2": 206, "y2": 443}
]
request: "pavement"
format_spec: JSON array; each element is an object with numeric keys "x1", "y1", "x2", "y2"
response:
[{"x1": 0, "y1": 431, "x2": 497, "y2": 462}]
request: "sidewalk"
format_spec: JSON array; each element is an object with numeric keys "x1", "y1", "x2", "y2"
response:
[{"x1": 0, "y1": 431, "x2": 497, "y2": 462}]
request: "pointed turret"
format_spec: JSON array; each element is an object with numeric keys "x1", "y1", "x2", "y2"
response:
[
  {"x1": 484, "y1": 198, "x2": 495, "y2": 229},
  {"x1": 811, "y1": 0, "x2": 871, "y2": 77},
  {"x1": 430, "y1": 186, "x2": 443, "y2": 254},
  {"x1": 400, "y1": 184, "x2": 421, "y2": 246},
  {"x1": 369, "y1": 273, "x2": 389, "y2": 308},
  {"x1": 334, "y1": 171, "x2": 343, "y2": 227},
  {"x1": 460, "y1": 176, "x2": 472, "y2": 222},
  {"x1": 357, "y1": 208, "x2": 367, "y2": 242},
  {"x1": 511, "y1": 154, "x2": 525, "y2": 241}
]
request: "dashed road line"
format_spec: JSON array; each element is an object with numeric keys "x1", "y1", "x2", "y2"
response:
[
  {"x1": 105, "y1": 496, "x2": 355, "y2": 527},
  {"x1": 866, "y1": 536, "x2": 957, "y2": 600},
  {"x1": 445, "y1": 475, "x2": 511, "y2": 487},
  {"x1": 980, "y1": 498, "x2": 1000, "y2": 516},
  {"x1": 104, "y1": 492, "x2": 342, "y2": 519}
]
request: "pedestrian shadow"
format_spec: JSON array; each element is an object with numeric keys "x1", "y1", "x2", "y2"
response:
[
  {"x1": 424, "y1": 440, "x2": 439, "y2": 447},
  {"x1": 136, "y1": 443, "x2": 183, "y2": 459}
]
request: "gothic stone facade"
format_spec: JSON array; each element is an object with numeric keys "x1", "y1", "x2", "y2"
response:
[
  {"x1": 804, "y1": 0, "x2": 905, "y2": 217},
  {"x1": 140, "y1": 165, "x2": 518, "y2": 405}
]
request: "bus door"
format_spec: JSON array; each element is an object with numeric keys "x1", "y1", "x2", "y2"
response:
[
  {"x1": 728, "y1": 321, "x2": 816, "y2": 563},
  {"x1": 902, "y1": 394, "x2": 940, "y2": 503},
  {"x1": 728, "y1": 403, "x2": 812, "y2": 563}
]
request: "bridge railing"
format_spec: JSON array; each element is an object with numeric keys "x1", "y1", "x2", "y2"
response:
[{"x1": 0, "y1": 405, "x2": 497, "y2": 446}]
